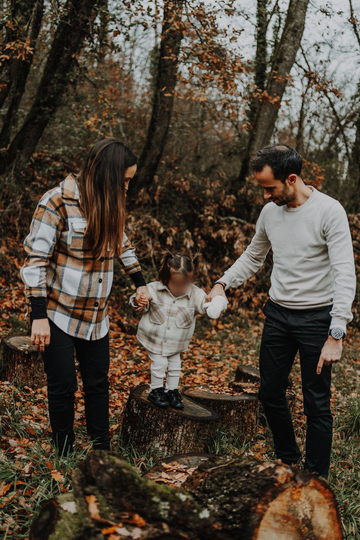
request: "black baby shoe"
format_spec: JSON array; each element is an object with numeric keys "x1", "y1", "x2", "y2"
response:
[
  {"x1": 148, "y1": 387, "x2": 169, "y2": 408},
  {"x1": 166, "y1": 389, "x2": 184, "y2": 410}
]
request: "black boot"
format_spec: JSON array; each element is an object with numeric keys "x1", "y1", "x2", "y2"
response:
[
  {"x1": 148, "y1": 387, "x2": 169, "y2": 408},
  {"x1": 166, "y1": 389, "x2": 184, "y2": 410}
]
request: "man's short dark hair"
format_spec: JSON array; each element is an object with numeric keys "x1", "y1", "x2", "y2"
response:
[{"x1": 250, "y1": 144, "x2": 302, "y2": 183}]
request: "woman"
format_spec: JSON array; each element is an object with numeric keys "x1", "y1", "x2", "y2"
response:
[{"x1": 20, "y1": 138, "x2": 151, "y2": 456}]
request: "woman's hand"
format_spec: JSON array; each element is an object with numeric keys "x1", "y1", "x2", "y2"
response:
[
  {"x1": 31, "y1": 319, "x2": 51, "y2": 352},
  {"x1": 134, "y1": 286, "x2": 151, "y2": 311}
]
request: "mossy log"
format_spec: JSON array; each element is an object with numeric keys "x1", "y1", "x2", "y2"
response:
[
  {"x1": 0, "y1": 335, "x2": 45, "y2": 388},
  {"x1": 182, "y1": 387, "x2": 259, "y2": 441},
  {"x1": 121, "y1": 384, "x2": 219, "y2": 455},
  {"x1": 30, "y1": 450, "x2": 222, "y2": 540},
  {"x1": 183, "y1": 455, "x2": 343, "y2": 540},
  {"x1": 31, "y1": 452, "x2": 343, "y2": 540}
]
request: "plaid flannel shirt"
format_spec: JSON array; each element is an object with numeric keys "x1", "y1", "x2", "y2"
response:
[
  {"x1": 130, "y1": 281, "x2": 207, "y2": 356},
  {"x1": 20, "y1": 173, "x2": 143, "y2": 340}
]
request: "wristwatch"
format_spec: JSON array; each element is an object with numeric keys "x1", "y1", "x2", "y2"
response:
[
  {"x1": 217, "y1": 281, "x2": 226, "y2": 290},
  {"x1": 329, "y1": 327, "x2": 345, "y2": 340}
]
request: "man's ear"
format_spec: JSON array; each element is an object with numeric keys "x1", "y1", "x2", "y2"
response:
[{"x1": 286, "y1": 173, "x2": 297, "y2": 185}]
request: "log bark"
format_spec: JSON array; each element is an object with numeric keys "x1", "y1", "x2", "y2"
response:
[
  {"x1": 182, "y1": 386, "x2": 259, "y2": 440},
  {"x1": 30, "y1": 450, "x2": 222, "y2": 540},
  {"x1": 184, "y1": 454, "x2": 343, "y2": 540},
  {"x1": 121, "y1": 384, "x2": 219, "y2": 455},
  {"x1": 0, "y1": 335, "x2": 45, "y2": 387},
  {"x1": 145, "y1": 453, "x2": 214, "y2": 487}
]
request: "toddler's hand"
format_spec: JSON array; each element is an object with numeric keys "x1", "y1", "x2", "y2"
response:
[{"x1": 204, "y1": 295, "x2": 228, "y2": 319}]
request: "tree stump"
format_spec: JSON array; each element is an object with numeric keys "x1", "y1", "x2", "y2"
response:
[
  {"x1": 235, "y1": 363, "x2": 293, "y2": 390},
  {"x1": 235, "y1": 364, "x2": 261, "y2": 384},
  {"x1": 182, "y1": 386, "x2": 259, "y2": 441},
  {"x1": 184, "y1": 455, "x2": 343, "y2": 540},
  {"x1": 121, "y1": 384, "x2": 219, "y2": 455},
  {"x1": 0, "y1": 335, "x2": 46, "y2": 388},
  {"x1": 145, "y1": 453, "x2": 214, "y2": 487}
]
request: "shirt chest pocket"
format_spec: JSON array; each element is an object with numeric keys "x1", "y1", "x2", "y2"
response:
[
  {"x1": 149, "y1": 303, "x2": 167, "y2": 325},
  {"x1": 69, "y1": 219, "x2": 88, "y2": 251},
  {"x1": 175, "y1": 307, "x2": 195, "y2": 329}
]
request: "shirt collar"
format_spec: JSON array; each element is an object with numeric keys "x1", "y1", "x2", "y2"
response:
[
  {"x1": 61, "y1": 173, "x2": 81, "y2": 203},
  {"x1": 157, "y1": 281, "x2": 192, "y2": 299}
]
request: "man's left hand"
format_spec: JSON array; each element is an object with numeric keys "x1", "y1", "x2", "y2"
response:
[
  {"x1": 134, "y1": 285, "x2": 151, "y2": 311},
  {"x1": 317, "y1": 336, "x2": 343, "y2": 375}
]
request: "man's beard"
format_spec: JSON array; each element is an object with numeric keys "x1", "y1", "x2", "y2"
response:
[{"x1": 271, "y1": 186, "x2": 295, "y2": 206}]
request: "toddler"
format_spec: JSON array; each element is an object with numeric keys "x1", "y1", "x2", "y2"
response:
[{"x1": 130, "y1": 253, "x2": 227, "y2": 409}]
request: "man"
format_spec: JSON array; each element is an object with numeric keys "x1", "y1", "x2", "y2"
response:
[{"x1": 207, "y1": 144, "x2": 356, "y2": 478}]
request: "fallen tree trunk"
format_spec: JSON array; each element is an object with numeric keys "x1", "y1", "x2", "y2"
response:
[
  {"x1": 121, "y1": 384, "x2": 219, "y2": 455},
  {"x1": 0, "y1": 335, "x2": 45, "y2": 387},
  {"x1": 30, "y1": 451, "x2": 343, "y2": 540},
  {"x1": 184, "y1": 455, "x2": 343, "y2": 540},
  {"x1": 182, "y1": 387, "x2": 259, "y2": 440},
  {"x1": 30, "y1": 450, "x2": 222, "y2": 540}
]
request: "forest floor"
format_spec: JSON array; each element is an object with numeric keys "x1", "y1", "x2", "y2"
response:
[{"x1": 0, "y1": 283, "x2": 360, "y2": 539}]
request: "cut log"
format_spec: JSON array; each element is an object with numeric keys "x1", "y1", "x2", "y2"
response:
[
  {"x1": 145, "y1": 453, "x2": 214, "y2": 487},
  {"x1": 0, "y1": 335, "x2": 46, "y2": 388},
  {"x1": 121, "y1": 384, "x2": 219, "y2": 455},
  {"x1": 183, "y1": 454, "x2": 343, "y2": 540},
  {"x1": 30, "y1": 451, "x2": 343, "y2": 540},
  {"x1": 182, "y1": 386, "x2": 259, "y2": 441},
  {"x1": 30, "y1": 450, "x2": 223, "y2": 540}
]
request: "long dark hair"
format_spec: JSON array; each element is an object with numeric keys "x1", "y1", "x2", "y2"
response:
[
  {"x1": 76, "y1": 138, "x2": 137, "y2": 259},
  {"x1": 158, "y1": 253, "x2": 198, "y2": 286}
]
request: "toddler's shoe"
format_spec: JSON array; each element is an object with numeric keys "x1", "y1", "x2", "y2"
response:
[
  {"x1": 148, "y1": 387, "x2": 169, "y2": 408},
  {"x1": 166, "y1": 389, "x2": 184, "y2": 410}
]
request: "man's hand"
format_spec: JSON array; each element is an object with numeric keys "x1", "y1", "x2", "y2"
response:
[
  {"x1": 134, "y1": 285, "x2": 151, "y2": 312},
  {"x1": 31, "y1": 318, "x2": 51, "y2": 352},
  {"x1": 205, "y1": 283, "x2": 227, "y2": 303},
  {"x1": 317, "y1": 336, "x2": 343, "y2": 375}
]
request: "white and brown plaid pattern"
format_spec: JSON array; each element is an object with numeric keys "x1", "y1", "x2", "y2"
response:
[
  {"x1": 130, "y1": 281, "x2": 207, "y2": 356},
  {"x1": 20, "y1": 173, "x2": 142, "y2": 340}
]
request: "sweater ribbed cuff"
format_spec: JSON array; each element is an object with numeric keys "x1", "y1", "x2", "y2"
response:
[
  {"x1": 130, "y1": 270, "x2": 147, "y2": 288},
  {"x1": 29, "y1": 296, "x2": 48, "y2": 319}
]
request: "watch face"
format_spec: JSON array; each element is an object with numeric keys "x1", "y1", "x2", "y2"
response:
[{"x1": 331, "y1": 328, "x2": 344, "y2": 340}]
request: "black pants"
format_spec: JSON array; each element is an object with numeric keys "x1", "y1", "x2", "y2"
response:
[
  {"x1": 259, "y1": 299, "x2": 333, "y2": 478},
  {"x1": 30, "y1": 313, "x2": 110, "y2": 454}
]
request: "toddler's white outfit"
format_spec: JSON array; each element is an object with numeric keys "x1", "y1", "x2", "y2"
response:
[{"x1": 130, "y1": 281, "x2": 227, "y2": 391}]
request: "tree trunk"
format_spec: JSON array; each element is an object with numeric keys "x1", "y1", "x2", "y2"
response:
[
  {"x1": 29, "y1": 450, "x2": 221, "y2": 540},
  {"x1": 127, "y1": 0, "x2": 184, "y2": 201},
  {"x1": 0, "y1": 335, "x2": 46, "y2": 388},
  {"x1": 184, "y1": 455, "x2": 343, "y2": 540},
  {"x1": 234, "y1": 363, "x2": 293, "y2": 390},
  {"x1": 0, "y1": 0, "x2": 44, "y2": 148},
  {"x1": 0, "y1": 0, "x2": 38, "y2": 109},
  {"x1": 239, "y1": 0, "x2": 310, "y2": 184},
  {"x1": 121, "y1": 384, "x2": 219, "y2": 455},
  {"x1": 182, "y1": 386, "x2": 259, "y2": 440},
  {"x1": 0, "y1": 0, "x2": 99, "y2": 176}
]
